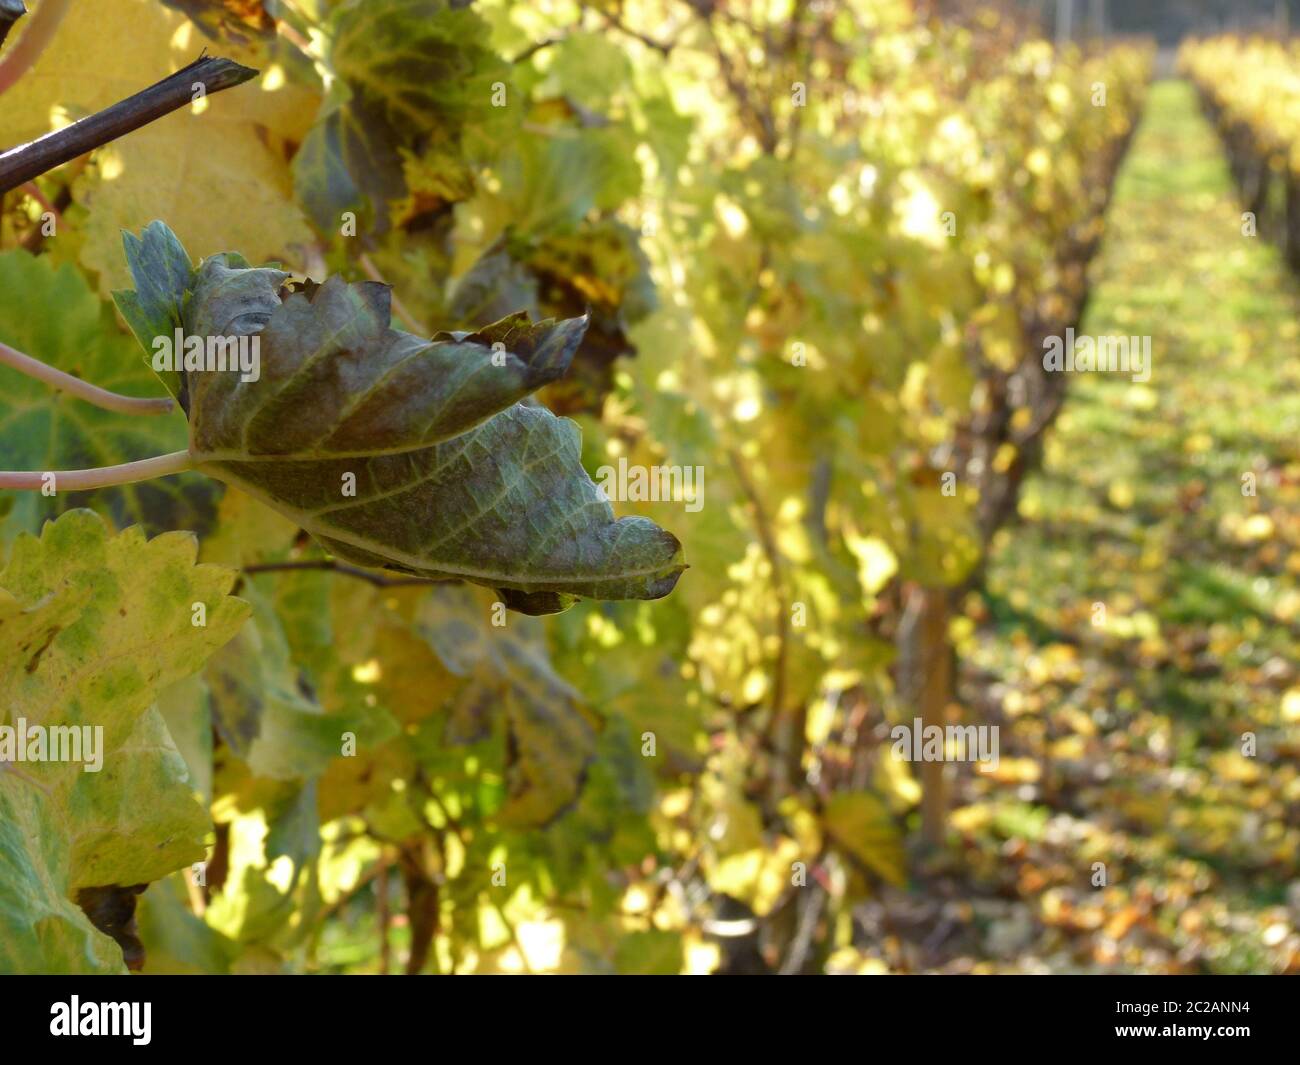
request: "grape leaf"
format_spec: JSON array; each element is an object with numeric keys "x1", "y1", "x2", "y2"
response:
[
  {"x1": 160, "y1": 0, "x2": 275, "y2": 42},
  {"x1": 0, "y1": 510, "x2": 250, "y2": 974},
  {"x1": 475, "y1": 129, "x2": 643, "y2": 243},
  {"x1": 0, "y1": 0, "x2": 317, "y2": 296},
  {"x1": 455, "y1": 220, "x2": 658, "y2": 415},
  {"x1": 113, "y1": 220, "x2": 199, "y2": 402},
  {"x1": 0, "y1": 249, "x2": 219, "y2": 541},
  {"x1": 206, "y1": 583, "x2": 395, "y2": 781},
  {"x1": 204, "y1": 781, "x2": 320, "y2": 946},
  {"x1": 293, "y1": 0, "x2": 509, "y2": 232},
  {"x1": 417, "y1": 585, "x2": 597, "y2": 826},
  {"x1": 116, "y1": 224, "x2": 687, "y2": 615},
  {"x1": 135, "y1": 872, "x2": 235, "y2": 974},
  {"x1": 156, "y1": 674, "x2": 214, "y2": 807},
  {"x1": 822, "y1": 792, "x2": 906, "y2": 888},
  {"x1": 540, "y1": 31, "x2": 634, "y2": 114}
]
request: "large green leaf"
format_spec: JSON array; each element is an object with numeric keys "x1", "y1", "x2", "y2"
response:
[
  {"x1": 117, "y1": 225, "x2": 686, "y2": 615},
  {"x1": 0, "y1": 510, "x2": 250, "y2": 974},
  {"x1": 0, "y1": 250, "x2": 218, "y2": 540}
]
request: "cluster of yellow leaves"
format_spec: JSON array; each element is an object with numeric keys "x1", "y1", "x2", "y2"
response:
[{"x1": 1181, "y1": 36, "x2": 1300, "y2": 172}]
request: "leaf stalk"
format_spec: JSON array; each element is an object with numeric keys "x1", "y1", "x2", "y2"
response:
[
  {"x1": 0, "y1": 339, "x2": 174, "y2": 415},
  {"x1": 0, "y1": 450, "x2": 193, "y2": 491}
]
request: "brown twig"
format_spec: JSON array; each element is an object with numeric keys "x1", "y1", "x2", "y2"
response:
[
  {"x1": 19, "y1": 178, "x2": 56, "y2": 218},
  {"x1": 511, "y1": 34, "x2": 568, "y2": 64},
  {"x1": 0, "y1": 53, "x2": 257, "y2": 192},
  {"x1": 696, "y1": 8, "x2": 777, "y2": 153},
  {"x1": 377, "y1": 852, "x2": 391, "y2": 976},
  {"x1": 241, "y1": 559, "x2": 450, "y2": 588},
  {"x1": 777, "y1": 881, "x2": 826, "y2": 975},
  {"x1": 276, "y1": 20, "x2": 312, "y2": 54},
  {"x1": 600, "y1": 10, "x2": 675, "y2": 55},
  {"x1": 780, "y1": 0, "x2": 809, "y2": 161},
  {"x1": 399, "y1": 845, "x2": 440, "y2": 976},
  {"x1": 511, "y1": 9, "x2": 673, "y2": 65}
]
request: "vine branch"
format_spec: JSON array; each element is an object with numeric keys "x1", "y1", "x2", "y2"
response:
[
  {"x1": 600, "y1": 10, "x2": 675, "y2": 56},
  {"x1": 0, "y1": 53, "x2": 257, "y2": 192},
  {"x1": 511, "y1": 34, "x2": 567, "y2": 65}
]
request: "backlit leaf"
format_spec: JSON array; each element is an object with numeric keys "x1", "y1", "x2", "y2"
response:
[{"x1": 0, "y1": 510, "x2": 249, "y2": 974}]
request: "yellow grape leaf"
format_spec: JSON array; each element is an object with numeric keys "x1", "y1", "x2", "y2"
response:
[
  {"x1": 75, "y1": 109, "x2": 314, "y2": 294},
  {"x1": 822, "y1": 792, "x2": 906, "y2": 887},
  {"x1": 198, "y1": 488, "x2": 299, "y2": 569},
  {"x1": 707, "y1": 838, "x2": 801, "y2": 917}
]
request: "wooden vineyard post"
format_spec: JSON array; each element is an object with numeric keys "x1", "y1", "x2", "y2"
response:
[{"x1": 899, "y1": 582, "x2": 954, "y2": 847}]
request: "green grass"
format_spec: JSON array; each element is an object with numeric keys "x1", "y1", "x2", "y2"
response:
[{"x1": 957, "y1": 79, "x2": 1300, "y2": 974}]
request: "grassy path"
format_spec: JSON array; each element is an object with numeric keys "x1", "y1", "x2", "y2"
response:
[{"x1": 937, "y1": 80, "x2": 1300, "y2": 974}]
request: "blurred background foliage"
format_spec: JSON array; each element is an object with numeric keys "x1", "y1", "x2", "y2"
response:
[{"x1": 1, "y1": 1, "x2": 1295, "y2": 975}]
